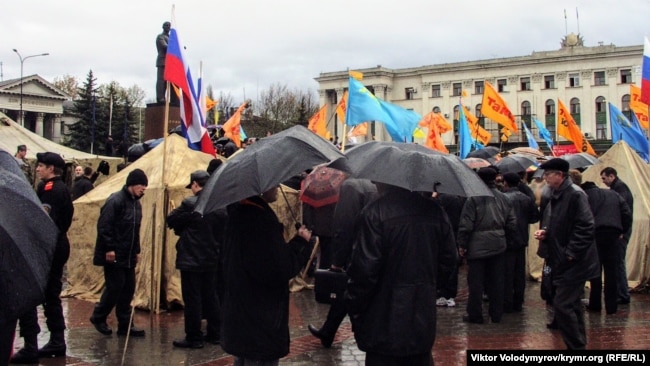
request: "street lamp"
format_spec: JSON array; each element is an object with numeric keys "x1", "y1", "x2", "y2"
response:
[{"x1": 12, "y1": 49, "x2": 49, "y2": 126}]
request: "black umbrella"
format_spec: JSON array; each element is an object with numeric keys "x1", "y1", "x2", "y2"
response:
[
  {"x1": 195, "y1": 125, "x2": 347, "y2": 214},
  {"x1": 0, "y1": 148, "x2": 27, "y2": 181},
  {"x1": 0, "y1": 165, "x2": 58, "y2": 321},
  {"x1": 560, "y1": 153, "x2": 599, "y2": 169},
  {"x1": 466, "y1": 146, "x2": 500, "y2": 160},
  {"x1": 344, "y1": 141, "x2": 493, "y2": 197},
  {"x1": 495, "y1": 154, "x2": 539, "y2": 174}
]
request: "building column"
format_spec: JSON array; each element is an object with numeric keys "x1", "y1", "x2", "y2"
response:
[
  {"x1": 372, "y1": 84, "x2": 390, "y2": 141},
  {"x1": 35, "y1": 113, "x2": 45, "y2": 137},
  {"x1": 52, "y1": 114, "x2": 62, "y2": 143}
]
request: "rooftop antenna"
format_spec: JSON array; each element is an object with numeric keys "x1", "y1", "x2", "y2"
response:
[
  {"x1": 576, "y1": 8, "x2": 580, "y2": 35},
  {"x1": 564, "y1": 9, "x2": 568, "y2": 36}
]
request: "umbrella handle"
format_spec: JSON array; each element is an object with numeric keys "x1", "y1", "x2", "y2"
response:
[{"x1": 432, "y1": 181, "x2": 441, "y2": 194}]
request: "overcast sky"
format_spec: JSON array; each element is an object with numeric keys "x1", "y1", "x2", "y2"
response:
[{"x1": 2, "y1": 0, "x2": 648, "y2": 105}]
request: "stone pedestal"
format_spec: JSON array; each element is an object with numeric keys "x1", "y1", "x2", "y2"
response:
[{"x1": 144, "y1": 103, "x2": 180, "y2": 140}]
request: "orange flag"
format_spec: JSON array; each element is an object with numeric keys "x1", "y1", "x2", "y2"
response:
[
  {"x1": 557, "y1": 99, "x2": 596, "y2": 156},
  {"x1": 336, "y1": 91, "x2": 348, "y2": 123},
  {"x1": 348, "y1": 122, "x2": 368, "y2": 137},
  {"x1": 481, "y1": 81, "x2": 518, "y2": 132},
  {"x1": 308, "y1": 105, "x2": 328, "y2": 138},
  {"x1": 630, "y1": 85, "x2": 649, "y2": 130},
  {"x1": 418, "y1": 113, "x2": 449, "y2": 153},
  {"x1": 462, "y1": 106, "x2": 492, "y2": 145},
  {"x1": 222, "y1": 102, "x2": 248, "y2": 147}
]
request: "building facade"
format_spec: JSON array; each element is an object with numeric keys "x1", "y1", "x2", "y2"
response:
[
  {"x1": 0, "y1": 75, "x2": 71, "y2": 143},
  {"x1": 315, "y1": 35, "x2": 642, "y2": 149}
]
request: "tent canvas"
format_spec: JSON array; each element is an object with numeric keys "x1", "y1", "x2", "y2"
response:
[
  {"x1": 63, "y1": 134, "x2": 302, "y2": 312},
  {"x1": 0, "y1": 112, "x2": 122, "y2": 187},
  {"x1": 581, "y1": 141, "x2": 650, "y2": 289}
]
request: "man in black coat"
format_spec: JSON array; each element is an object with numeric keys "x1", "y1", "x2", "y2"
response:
[
  {"x1": 535, "y1": 158, "x2": 597, "y2": 350},
  {"x1": 600, "y1": 167, "x2": 634, "y2": 305},
  {"x1": 458, "y1": 167, "x2": 517, "y2": 324},
  {"x1": 221, "y1": 186, "x2": 313, "y2": 364},
  {"x1": 90, "y1": 169, "x2": 148, "y2": 338},
  {"x1": 580, "y1": 176, "x2": 632, "y2": 314},
  {"x1": 71, "y1": 166, "x2": 95, "y2": 200},
  {"x1": 345, "y1": 183, "x2": 457, "y2": 365},
  {"x1": 167, "y1": 170, "x2": 226, "y2": 348},
  {"x1": 12, "y1": 152, "x2": 74, "y2": 363},
  {"x1": 308, "y1": 178, "x2": 377, "y2": 348},
  {"x1": 502, "y1": 172, "x2": 539, "y2": 313}
]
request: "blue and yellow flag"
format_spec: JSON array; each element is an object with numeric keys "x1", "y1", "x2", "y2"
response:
[
  {"x1": 609, "y1": 103, "x2": 649, "y2": 161},
  {"x1": 458, "y1": 104, "x2": 474, "y2": 159},
  {"x1": 346, "y1": 77, "x2": 420, "y2": 142},
  {"x1": 522, "y1": 122, "x2": 539, "y2": 150},
  {"x1": 533, "y1": 118, "x2": 554, "y2": 149}
]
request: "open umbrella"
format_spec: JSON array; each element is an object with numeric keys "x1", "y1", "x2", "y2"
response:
[
  {"x1": 509, "y1": 147, "x2": 545, "y2": 159},
  {"x1": 344, "y1": 141, "x2": 492, "y2": 197},
  {"x1": 0, "y1": 164, "x2": 58, "y2": 321},
  {"x1": 466, "y1": 146, "x2": 500, "y2": 160},
  {"x1": 495, "y1": 154, "x2": 539, "y2": 174},
  {"x1": 195, "y1": 125, "x2": 347, "y2": 214},
  {"x1": 0, "y1": 149, "x2": 26, "y2": 179},
  {"x1": 462, "y1": 157, "x2": 492, "y2": 170},
  {"x1": 300, "y1": 165, "x2": 347, "y2": 208},
  {"x1": 560, "y1": 153, "x2": 599, "y2": 169}
]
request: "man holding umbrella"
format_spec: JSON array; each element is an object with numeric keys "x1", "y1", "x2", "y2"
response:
[{"x1": 12, "y1": 152, "x2": 73, "y2": 363}]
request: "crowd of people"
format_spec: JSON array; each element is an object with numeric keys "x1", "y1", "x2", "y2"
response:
[{"x1": 3, "y1": 139, "x2": 638, "y2": 365}]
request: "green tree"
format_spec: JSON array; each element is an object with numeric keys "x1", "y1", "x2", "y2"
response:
[{"x1": 62, "y1": 70, "x2": 101, "y2": 153}]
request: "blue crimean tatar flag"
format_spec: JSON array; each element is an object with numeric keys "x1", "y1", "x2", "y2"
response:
[
  {"x1": 609, "y1": 102, "x2": 650, "y2": 162},
  {"x1": 533, "y1": 118, "x2": 554, "y2": 148},
  {"x1": 522, "y1": 122, "x2": 539, "y2": 150}
]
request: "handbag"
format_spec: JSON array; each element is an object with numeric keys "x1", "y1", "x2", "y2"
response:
[{"x1": 314, "y1": 269, "x2": 348, "y2": 305}]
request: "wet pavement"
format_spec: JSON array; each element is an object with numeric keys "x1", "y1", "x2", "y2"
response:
[{"x1": 12, "y1": 266, "x2": 650, "y2": 365}]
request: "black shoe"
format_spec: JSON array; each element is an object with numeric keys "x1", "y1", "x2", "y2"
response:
[
  {"x1": 10, "y1": 348, "x2": 39, "y2": 364},
  {"x1": 617, "y1": 298, "x2": 630, "y2": 305},
  {"x1": 38, "y1": 342, "x2": 67, "y2": 358},
  {"x1": 462, "y1": 315, "x2": 484, "y2": 324},
  {"x1": 117, "y1": 326, "x2": 145, "y2": 337},
  {"x1": 173, "y1": 338, "x2": 204, "y2": 349},
  {"x1": 90, "y1": 317, "x2": 112, "y2": 335},
  {"x1": 307, "y1": 324, "x2": 333, "y2": 348}
]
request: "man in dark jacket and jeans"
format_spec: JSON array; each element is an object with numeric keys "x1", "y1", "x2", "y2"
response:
[
  {"x1": 535, "y1": 158, "x2": 597, "y2": 350},
  {"x1": 90, "y1": 168, "x2": 148, "y2": 338},
  {"x1": 167, "y1": 170, "x2": 226, "y2": 348},
  {"x1": 345, "y1": 183, "x2": 457, "y2": 365},
  {"x1": 458, "y1": 167, "x2": 517, "y2": 324}
]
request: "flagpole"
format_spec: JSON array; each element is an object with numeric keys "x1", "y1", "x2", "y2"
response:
[{"x1": 341, "y1": 124, "x2": 348, "y2": 152}]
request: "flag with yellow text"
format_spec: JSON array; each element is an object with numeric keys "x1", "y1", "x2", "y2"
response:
[
  {"x1": 418, "y1": 112, "x2": 449, "y2": 153},
  {"x1": 222, "y1": 102, "x2": 248, "y2": 147},
  {"x1": 336, "y1": 91, "x2": 348, "y2": 124},
  {"x1": 462, "y1": 106, "x2": 492, "y2": 145},
  {"x1": 481, "y1": 81, "x2": 518, "y2": 132},
  {"x1": 557, "y1": 99, "x2": 596, "y2": 155},
  {"x1": 308, "y1": 104, "x2": 328, "y2": 138},
  {"x1": 630, "y1": 85, "x2": 649, "y2": 130}
]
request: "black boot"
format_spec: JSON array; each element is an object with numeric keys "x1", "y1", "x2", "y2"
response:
[
  {"x1": 307, "y1": 324, "x2": 334, "y2": 348},
  {"x1": 10, "y1": 334, "x2": 38, "y2": 364},
  {"x1": 38, "y1": 330, "x2": 67, "y2": 358}
]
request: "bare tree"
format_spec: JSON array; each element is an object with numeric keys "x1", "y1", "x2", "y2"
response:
[
  {"x1": 53, "y1": 74, "x2": 79, "y2": 100},
  {"x1": 124, "y1": 84, "x2": 146, "y2": 107}
]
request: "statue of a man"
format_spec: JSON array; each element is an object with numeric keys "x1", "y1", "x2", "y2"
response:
[{"x1": 156, "y1": 21, "x2": 171, "y2": 103}]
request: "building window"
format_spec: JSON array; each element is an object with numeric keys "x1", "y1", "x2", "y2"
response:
[
  {"x1": 520, "y1": 77, "x2": 531, "y2": 91},
  {"x1": 545, "y1": 99, "x2": 556, "y2": 139},
  {"x1": 568, "y1": 73, "x2": 580, "y2": 87},
  {"x1": 431, "y1": 84, "x2": 441, "y2": 97},
  {"x1": 621, "y1": 69, "x2": 632, "y2": 84},
  {"x1": 452, "y1": 83, "x2": 462, "y2": 96},
  {"x1": 497, "y1": 79, "x2": 507, "y2": 92},
  {"x1": 521, "y1": 101, "x2": 532, "y2": 129},
  {"x1": 405, "y1": 87, "x2": 415, "y2": 100},
  {"x1": 570, "y1": 97, "x2": 581, "y2": 125},
  {"x1": 432, "y1": 106, "x2": 441, "y2": 113},
  {"x1": 475, "y1": 104, "x2": 485, "y2": 127},
  {"x1": 544, "y1": 75, "x2": 555, "y2": 89},
  {"x1": 595, "y1": 96, "x2": 607, "y2": 140},
  {"x1": 474, "y1": 81, "x2": 484, "y2": 94},
  {"x1": 545, "y1": 99, "x2": 555, "y2": 115},
  {"x1": 594, "y1": 71, "x2": 606, "y2": 86},
  {"x1": 622, "y1": 94, "x2": 633, "y2": 120}
]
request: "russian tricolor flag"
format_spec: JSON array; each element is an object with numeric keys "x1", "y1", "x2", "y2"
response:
[
  {"x1": 164, "y1": 26, "x2": 215, "y2": 156},
  {"x1": 641, "y1": 36, "x2": 650, "y2": 105}
]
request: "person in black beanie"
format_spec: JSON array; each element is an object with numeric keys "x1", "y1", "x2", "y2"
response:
[{"x1": 90, "y1": 168, "x2": 148, "y2": 338}]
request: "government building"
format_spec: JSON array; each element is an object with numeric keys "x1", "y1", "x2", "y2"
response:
[{"x1": 315, "y1": 34, "x2": 643, "y2": 152}]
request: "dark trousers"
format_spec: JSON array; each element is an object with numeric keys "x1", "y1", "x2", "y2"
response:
[
  {"x1": 617, "y1": 235, "x2": 631, "y2": 302},
  {"x1": 467, "y1": 253, "x2": 505, "y2": 322},
  {"x1": 589, "y1": 231, "x2": 620, "y2": 314},
  {"x1": 0, "y1": 318, "x2": 17, "y2": 366},
  {"x1": 554, "y1": 282, "x2": 587, "y2": 350},
  {"x1": 17, "y1": 239, "x2": 70, "y2": 336},
  {"x1": 438, "y1": 257, "x2": 459, "y2": 299},
  {"x1": 504, "y1": 247, "x2": 526, "y2": 312},
  {"x1": 181, "y1": 271, "x2": 220, "y2": 341},
  {"x1": 319, "y1": 295, "x2": 347, "y2": 339},
  {"x1": 91, "y1": 265, "x2": 136, "y2": 329},
  {"x1": 317, "y1": 236, "x2": 332, "y2": 270},
  {"x1": 365, "y1": 351, "x2": 433, "y2": 366}
]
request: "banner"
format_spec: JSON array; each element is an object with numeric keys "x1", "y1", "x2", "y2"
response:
[
  {"x1": 557, "y1": 99, "x2": 596, "y2": 156},
  {"x1": 481, "y1": 81, "x2": 518, "y2": 132}
]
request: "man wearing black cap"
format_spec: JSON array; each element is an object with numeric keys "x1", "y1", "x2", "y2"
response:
[
  {"x1": 167, "y1": 170, "x2": 226, "y2": 349},
  {"x1": 534, "y1": 158, "x2": 597, "y2": 350},
  {"x1": 12, "y1": 152, "x2": 74, "y2": 363},
  {"x1": 90, "y1": 168, "x2": 148, "y2": 338},
  {"x1": 457, "y1": 166, "x2": 517, "y2": 324}
]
